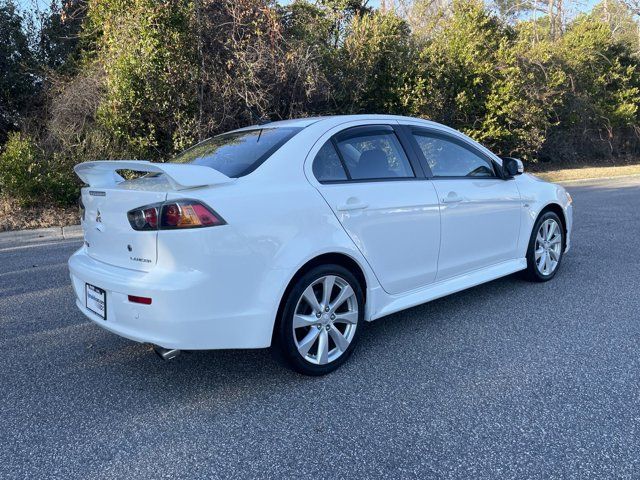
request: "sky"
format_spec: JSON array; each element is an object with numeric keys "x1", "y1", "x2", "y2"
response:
[{"x1": 14, "y1": 0, "x2": 604, "y2": 17}]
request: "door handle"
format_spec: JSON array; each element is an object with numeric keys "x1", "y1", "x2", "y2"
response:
[
  {"x1": 441, "y1": 193, "x2": 463, "y2": 204},
  {"x1": 337, "y1": 201, "x2": 369, "y2": 211}
]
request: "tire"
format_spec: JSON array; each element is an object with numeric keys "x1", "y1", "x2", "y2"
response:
[
  {"x1": 273, "y1": 264, "x2": 364, "y2": 376},
  {"x1": 523, "y1": 210, "x2": 564, "y2": 282}
]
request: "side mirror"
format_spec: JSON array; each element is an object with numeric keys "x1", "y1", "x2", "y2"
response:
[{"x1": 501, "y1": 157, "x2": 524, "y2": 177}]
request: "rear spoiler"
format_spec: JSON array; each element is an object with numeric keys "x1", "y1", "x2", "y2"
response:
[{"x1": 74, "y1": 160, "x2": 234, "y2": 190}]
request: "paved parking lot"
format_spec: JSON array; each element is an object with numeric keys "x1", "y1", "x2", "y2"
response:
[{"x1": 1, "y1": 176, "x2": 639, "y2": 479}]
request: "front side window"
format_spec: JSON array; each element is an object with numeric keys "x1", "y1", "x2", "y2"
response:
[
  {"x1": 170, "y1": 127, "x2": 301, "y2": 178},
  {"x1": 335, "y1": 128, "x2": 414, "y2": 180},
  {"x1": 413, "y1": 132, "x2": 495, "y2": 178}
]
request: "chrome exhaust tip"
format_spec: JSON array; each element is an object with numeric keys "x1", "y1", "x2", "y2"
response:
[{"x1": 153, "y1": 346, "x2": 181, "y2": 361}]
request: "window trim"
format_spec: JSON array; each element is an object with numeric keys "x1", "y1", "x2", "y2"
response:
[
  {"x1": 312, "y1": 124, "x2": 424, "y2": 184},
  {"x1": 331, "y1": 137, "x2": 352, "y2": 181},
  {"x1": 407, "y1": 127, "x2": 502, "y2": 180}
]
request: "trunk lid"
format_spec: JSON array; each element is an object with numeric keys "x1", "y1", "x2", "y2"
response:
[
  {"x1": 81, "y1": 180, "x2": 167, "y2": 271},
  {"x1": 75, "y1": 160, "x2": 233, "y2": 272}
]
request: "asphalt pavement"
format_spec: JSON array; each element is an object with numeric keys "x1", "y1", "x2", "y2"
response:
[{"x1": 1, "y1": 176, "x2": 639, "y2": 479}]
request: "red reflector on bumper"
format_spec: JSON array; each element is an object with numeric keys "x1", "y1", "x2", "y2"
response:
[{"x1": 128, "y1": 295, "x2": 152, "y2": 305}]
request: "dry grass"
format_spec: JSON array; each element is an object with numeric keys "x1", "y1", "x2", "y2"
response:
[
  {"x1": 0, "y1": 197, "x2": 79, "y2": 232},
  {"x1": 534, "y1": 163, "x2": 640, "y2": 182}
]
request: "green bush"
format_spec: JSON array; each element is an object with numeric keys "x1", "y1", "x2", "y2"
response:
[
  {"x1": 2, "y1": 0, "x2": 640, "y2": 211},
  {"x1": 337, "y1": 11, "x2": 415, "y2": 114},
  {"x1": 0, "y1": 133, "x2": 43, "y2": 203},
  {"x1": 0, "y1": 132, "x2": 78, "y2": 206},
  {"x1": 88, "y1": 0, "x2": 198, "y2": 160}
]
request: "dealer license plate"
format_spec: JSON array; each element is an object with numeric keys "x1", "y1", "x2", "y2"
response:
[{"x1": 86, "y1": 284, "x2": 107, "y2": 320}]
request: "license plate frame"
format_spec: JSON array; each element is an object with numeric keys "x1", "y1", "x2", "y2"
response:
[{"x1": 85, "y1": 283, "x2": 107, "y2": 320}]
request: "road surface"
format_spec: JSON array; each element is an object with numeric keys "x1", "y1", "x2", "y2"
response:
[{"x1": 1, "y1": 177, "x2": 639, "y2": 479}]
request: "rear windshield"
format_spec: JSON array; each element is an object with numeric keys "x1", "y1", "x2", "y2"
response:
[{"x1": 169, "y1": 127, "x2": 302, "y2": 177}]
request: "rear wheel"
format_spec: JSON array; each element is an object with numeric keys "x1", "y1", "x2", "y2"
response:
[
  {"x1": 274, "y1": 264, "x2": 364, "y2": 375},
  {"x1": 523, "y1": 211, "x2": 564, "y2": 282}
]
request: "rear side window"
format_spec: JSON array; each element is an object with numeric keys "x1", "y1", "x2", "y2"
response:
[
  {"x1": 313, "y1": 141, "x2": 348, "y2": 182},
  {"x1": 335, "y1": 128, "x2": 414, "y2": 180},
  {"x1": 413, "y1": 132, "x2": 495, "y2": 178},
  {"x1": 170, "y1": 127, "x2": 301, "y2": 177}
]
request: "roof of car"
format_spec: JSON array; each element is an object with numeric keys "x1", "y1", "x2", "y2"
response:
[
  {"x1": 233, "y1": 117, "x2": 326, "y2": 131},
  {"x1": 234, "y1": 114, "x2": 441, "y2": 131}
]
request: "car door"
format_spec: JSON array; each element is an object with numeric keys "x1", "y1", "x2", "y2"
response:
[
  {"x1": 310, "y1": 124, "x2": 441, "y2": 295},
  {"x1": 407, "y1": 127, "x2": 522, "y2": 281}
]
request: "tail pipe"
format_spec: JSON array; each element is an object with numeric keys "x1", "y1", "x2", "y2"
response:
[{"x1": 154, "y1": 346, "x2": 181, "y2": 361}]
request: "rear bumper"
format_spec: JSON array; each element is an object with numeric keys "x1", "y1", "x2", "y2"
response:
[{"x1": 68, "y1": 247, "x2": 274, "y2": 350}]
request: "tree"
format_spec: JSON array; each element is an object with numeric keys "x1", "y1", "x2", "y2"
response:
[
  {"x1": 492, "y1": 0, "x2": 536, "y2": 22},
  {"x1": 0, "y1": 0, "x2": 38, "y2": 144},
  {"x1": 619, "y1": 0, "x2": 640, "y2": 54},
  {"x1": 336, "y1": 11, "x2": 415, "y2": 113},
  {"x1": 87, "y1": 0, "x2": 198, "y2": 159},
  {"x1": 549, "y1": 13, "x2": 640, "y2": 159},
  {"x1": 34, "y1": 0, "x2": 87, "y2": 73},
  {"x1": 2, "y1": 0, "x2": 640, "y2": 211}
]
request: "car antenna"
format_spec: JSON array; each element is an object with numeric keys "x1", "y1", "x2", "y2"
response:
[{"x1": 247, "y1": 106, "x2": 271, "y2": 126}]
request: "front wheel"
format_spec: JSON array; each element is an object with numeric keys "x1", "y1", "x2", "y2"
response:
[
  {"x1": 274, "y1": 264, "x2": 364, "y2": 375},
  {"x1": 523, "y1": 211, "x2": 564, "y2": 282}
]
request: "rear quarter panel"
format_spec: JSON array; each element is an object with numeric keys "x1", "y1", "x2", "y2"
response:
[{"x1": 165, "y1": 156, "x2": 380, "y2": 345}]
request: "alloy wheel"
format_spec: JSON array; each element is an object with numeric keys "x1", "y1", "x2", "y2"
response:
[
  {"x1": 292, "y1": 275, "x2": 358, "y2": 365},
  {"x1": 534, "y1": 218, "x2": 562, "y2": 276}
]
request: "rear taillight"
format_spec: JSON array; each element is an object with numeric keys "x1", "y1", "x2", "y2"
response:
[
  {"x1": 127, "y1": 205, "x2": 158, "y2": 231},
  {"x1": 127, "y1": 200, "x2": 225, "y2": 231}
]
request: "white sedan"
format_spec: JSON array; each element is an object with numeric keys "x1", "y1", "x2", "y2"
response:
[{"x1": 69, "y1": 115, "x2": 573, "y2": 375}]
